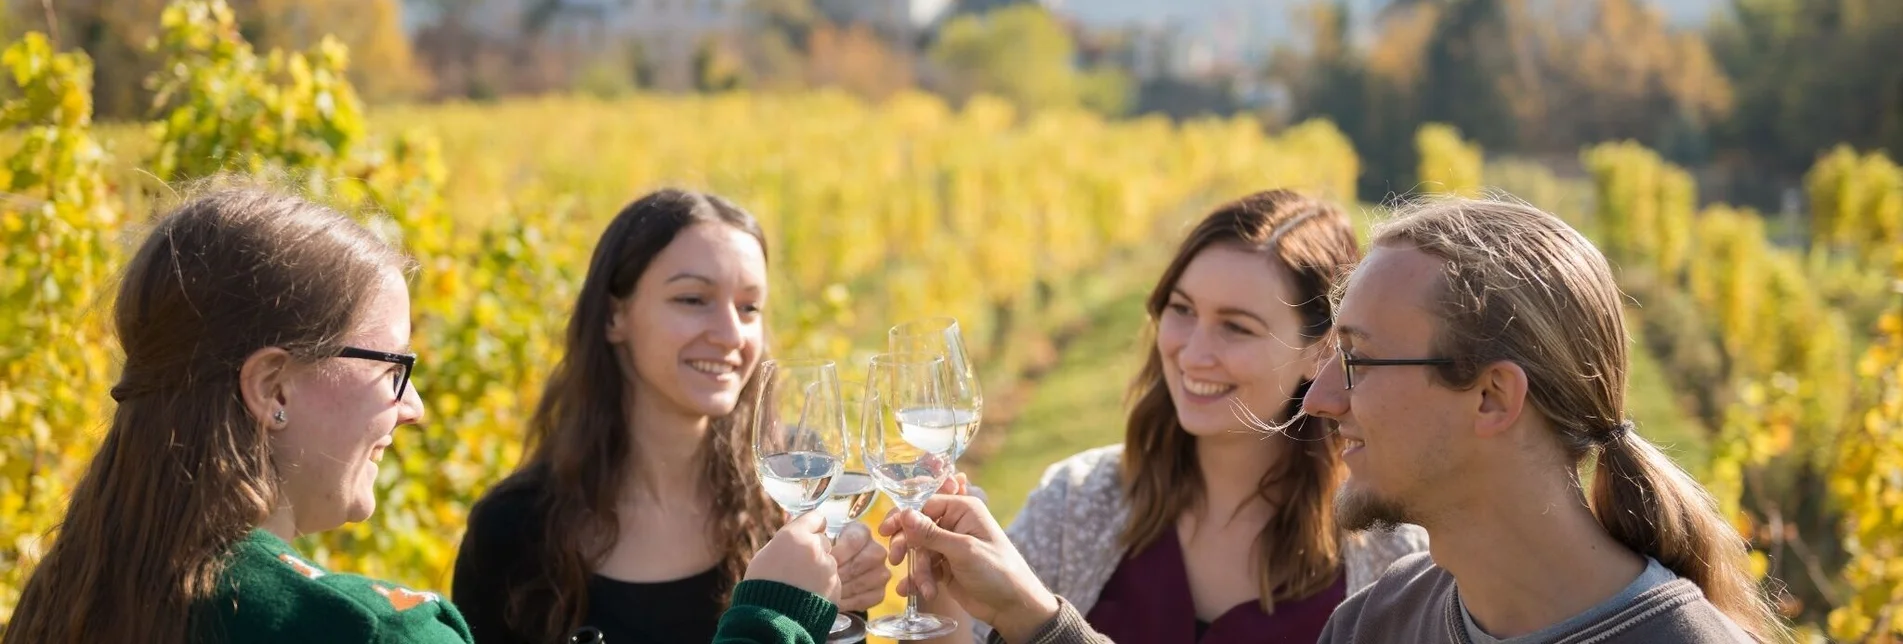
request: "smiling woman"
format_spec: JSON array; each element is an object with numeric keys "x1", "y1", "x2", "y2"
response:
[
  {"x1": 1, "y1": 186, "x2": 469, "y2": 644},
  {"x1": 942, "y1": 189, "x2": 1429, "y2": 644},
  {"x1": 452, "y1": 189, "x2": 890, "y2": 644}
]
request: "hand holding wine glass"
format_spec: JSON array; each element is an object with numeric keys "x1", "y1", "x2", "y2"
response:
[{"x1": 862, "y1": 352, "x2": 961, "y2": 640}]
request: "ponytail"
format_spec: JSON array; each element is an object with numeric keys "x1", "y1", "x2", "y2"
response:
[{"x1": 1592, "y1": 423, "x2": 1787, "y2": 643}]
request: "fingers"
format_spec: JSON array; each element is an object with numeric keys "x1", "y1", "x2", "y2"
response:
[
  {"x1": 786, "y1": 509, "x2": 828, "y2": 535},
  {"x1": 889, "y1": 508, "x2": 980, "y2": 562},
  {"x1": 836, "y1": 559, "x2": 892, "y2": 611},
  {"x1": 839, "y1": 585, "x2": 888, "y2": 612},
  {"x1": 894, "y1": 570, "x2": 935, "y2": 601},
  {"x1": 832, "y1": 521, "x2": 870, "y2": 558},
  {"x1": 835, "y1": 525, "x2": 888, "y2": 586},
  {"x1": 886, "y1": 529, "x2": 911, "y2": 566},
  {"x1": 935, "y1": 472, "x2": 970, "y2": 496}
]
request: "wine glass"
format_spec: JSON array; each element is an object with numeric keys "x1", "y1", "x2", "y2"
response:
[
  {"x1": 861, "y1": 352, "x2": 960, "y2": 640},
  {"x1": 818, "y1": 380, "x2": 878, "y2": 643},
  {"x1": 752, "y1": 359, "x2": 848, "y2": 519},
  {"x1": 889, "y1": 317, "x2": 983, "y2": 459}
]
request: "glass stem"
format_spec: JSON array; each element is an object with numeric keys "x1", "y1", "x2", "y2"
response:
[{"x1": 904, "y1": 538, "x2": 923, "y2": 620}]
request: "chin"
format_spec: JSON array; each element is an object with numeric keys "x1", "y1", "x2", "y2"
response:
[
  {"x1": 1174, "y1": 418, "x2": 1235, "y2": 437},
  {"x1": 690, "y1": 394, "x2": 741, "y2": 418},
  {"x1": 1335, "y1": 483, "x2": 1411, "y2": 532},
  {"x1": 345, "y1": 497, "x2": 377, "y2": 524}
]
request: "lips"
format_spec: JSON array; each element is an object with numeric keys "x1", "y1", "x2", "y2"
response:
[
  {"x1": 1341, "y1": 436, "x2": 1365, "y2": 457},
  {"x1": 1181, "y1": 375, "x2": 1236, "y2": 398},
  {"x1": 688, "y1": 360, "x2": 738, "y2": 376}
]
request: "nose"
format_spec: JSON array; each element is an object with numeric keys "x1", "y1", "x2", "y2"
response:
[
  {"x1": 1302, "y1": 352, "x2": 1348, "y2": 421},
  {"x1": 705, "y1": 302, "x2": 745, "y2": 350},
  {"x1": 400, "y1": 378, "x2": 426, "y2": 427},
  {"x1": 1177, "y1": 322, "x2": 1221, "y2": 370}
]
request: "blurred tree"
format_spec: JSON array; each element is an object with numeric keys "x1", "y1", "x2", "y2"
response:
[
  {"x1": 20, "y1": 0, "x2": 427, "y2": 117},
  {"x1": 1415, "y1": 0, "x2": 1520, "y2": 152},
  {"x1": 928, "y1": 5, "x2": 1131, "y2": 116},
  {"x1": 693, "y1": 34, "x2": 748, "y2": 92},
  {"x1": 806, "y1": 22, "x2": 914, "y2": 100},
  {"x1": 1711, "y1": 0, "x2": 1903, "y2": 206}
]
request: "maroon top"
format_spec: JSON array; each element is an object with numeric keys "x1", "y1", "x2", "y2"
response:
[{"x1": 1081, "y1": 528, "x2": 1348, "y2": 643}]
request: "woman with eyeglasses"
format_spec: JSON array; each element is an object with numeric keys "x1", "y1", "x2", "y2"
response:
[{"x1": 2, "y1": 186, "x2": 469, "y2": 644}]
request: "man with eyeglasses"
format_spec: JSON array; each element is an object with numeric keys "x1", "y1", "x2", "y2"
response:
[
  {"x1": 1303, "y1": 197, "x2": 1775, "y2": 643},
  {"x1": 873, "y1": 197, "x2": 1777, "y2": 644}
]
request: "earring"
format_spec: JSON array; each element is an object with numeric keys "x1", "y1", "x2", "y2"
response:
[{"x1": 273, "y1": 409, "x2": 287, "y2": 424}]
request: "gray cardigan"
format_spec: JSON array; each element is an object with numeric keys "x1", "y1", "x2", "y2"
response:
[{"x1": 975, "y1": 444, "x2": 1431, "y2": 642}]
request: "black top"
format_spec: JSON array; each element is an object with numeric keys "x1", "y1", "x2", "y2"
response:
[{"x1": 453, "y1": 475, "x2": 728, "y2": 644}]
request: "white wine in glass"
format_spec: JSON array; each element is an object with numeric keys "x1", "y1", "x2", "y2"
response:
[
  {"x1": 862, "y1": 352, "x2": 959, "y2": 640},
  {"x1": 889, "y1": 317, "x2": 983, "y2": 459},
  {"x1": 752, "y1": 359, "x2": 847, "y2": 517}
]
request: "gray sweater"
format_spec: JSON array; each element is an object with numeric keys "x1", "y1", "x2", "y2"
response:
[{"x1": 1317, "y1": 552, "x2": 1756, "y2": 644}]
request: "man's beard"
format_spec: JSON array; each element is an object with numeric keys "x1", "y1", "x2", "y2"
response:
[{"x1": 1336, "y1": 484, "x2": 1412, "y2": 532}]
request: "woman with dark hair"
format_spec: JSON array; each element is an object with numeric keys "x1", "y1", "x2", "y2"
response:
[
  {"x1": 452, "y1": 189, "x2": 890, "y2": 643},
  {"x1": 934, "y1": 189, "x2": 1429, "y2": 643},
  {"x1": 3, "y1": 187, "x2": 469, "y2": 644}
]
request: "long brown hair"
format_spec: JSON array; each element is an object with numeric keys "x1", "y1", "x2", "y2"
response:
[
  {"x1": 2, "y1": 187, "x2": 410, "y2": 644},
  {"x1": 1373, "y1": 196, "x2": 1784, "y2": 641},
  {"x1": 494, "y1": 188, "x2": 781, "y2": 642},
  {"x1": 1121, "y1": 189, "x2": 1363, "y2": 611}
]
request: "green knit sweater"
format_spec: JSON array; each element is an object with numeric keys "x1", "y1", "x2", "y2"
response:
[
  {"x1": 196, "y1": 529, "x2": 473, "y2": 643},
  {"x1": 197, "y1": 528, "x2": 832, "y2": 644},
  {"x1": 713, "y1": 580, "x2": 839, "y2": 644}
]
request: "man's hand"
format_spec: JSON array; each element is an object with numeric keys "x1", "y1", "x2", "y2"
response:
[{"x1": 878, "y1": 494, "x2": 1060, "y2": 642}]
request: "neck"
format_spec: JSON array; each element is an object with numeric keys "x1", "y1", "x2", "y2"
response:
[
  {"x1": 622, "y1": 390, "x2": 713, "y2": 507},
  {"x1": 259, "y1": 508, "x2": 298, "y2": 542},
  {"x1": 1423, "y1": 460, "x2": 1645, "y2": 638},
  {"x1": 1190, "y1": 429, "x2": 1286, "y2": 526}
]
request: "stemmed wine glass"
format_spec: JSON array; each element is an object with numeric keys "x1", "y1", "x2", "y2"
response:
[
  {"x1": 752, "y1": 358, "x2": 849, "y2": 521},
  {"x1": 816, "y1": 380, "x2": 879, "y2": 643},
  {"x1": 861, "y1": 352, "x2": 961, "y2": 640},
  {"x1": 889, "y1": 317, "x2": 983, "y2": 460}
]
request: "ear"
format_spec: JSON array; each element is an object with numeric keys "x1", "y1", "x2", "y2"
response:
[
  {"x1": 604, "y1": 295, "x2": 630, "y2": 345},
  {"x1": 1473, "y1": 360, "x2": 1528, "y2": 439},
  {"x1": 239, "y1": 347, "x2": 295, "y2": 430}
]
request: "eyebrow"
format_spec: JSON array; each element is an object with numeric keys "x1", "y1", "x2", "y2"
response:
[
  {"x1": 665, "y1": 272, "x2": 765, "y2": 293},
  {"x1": 1171, "y1": 288, "x2": 1271, "y2": 328}
]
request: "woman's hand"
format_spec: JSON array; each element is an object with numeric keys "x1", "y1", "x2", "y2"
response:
[
  {"x1": 743, "y1": 511, "x2": 840, "y2": 602},
  {"x1": 831, "y1": 522, "x2": 892, "y2": 611}
]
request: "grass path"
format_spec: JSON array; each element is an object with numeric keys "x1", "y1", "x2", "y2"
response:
[{"x1": 961, "y1": 288, "x2": 1151, "y2": 522}]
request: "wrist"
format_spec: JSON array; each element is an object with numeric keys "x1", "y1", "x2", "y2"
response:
[{"x1": 991, "y1": 588, "x2": 1061, "y2": 643}]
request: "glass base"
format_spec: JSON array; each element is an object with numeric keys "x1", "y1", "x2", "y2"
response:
[
  {"x1": 828, "y1": 612, "x2": 866, "y2": 643},
  {"x1": 865, "y1": 613, "x2": 957, "y2": 640}
]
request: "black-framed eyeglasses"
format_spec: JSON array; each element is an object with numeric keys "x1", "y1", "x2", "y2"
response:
[
  {"x1": 1339, "y1": 349, "x2": 1453, "y2": 390},
  {"x1": 337, "y1": 346, "x2": 416, "y2": 400}
]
